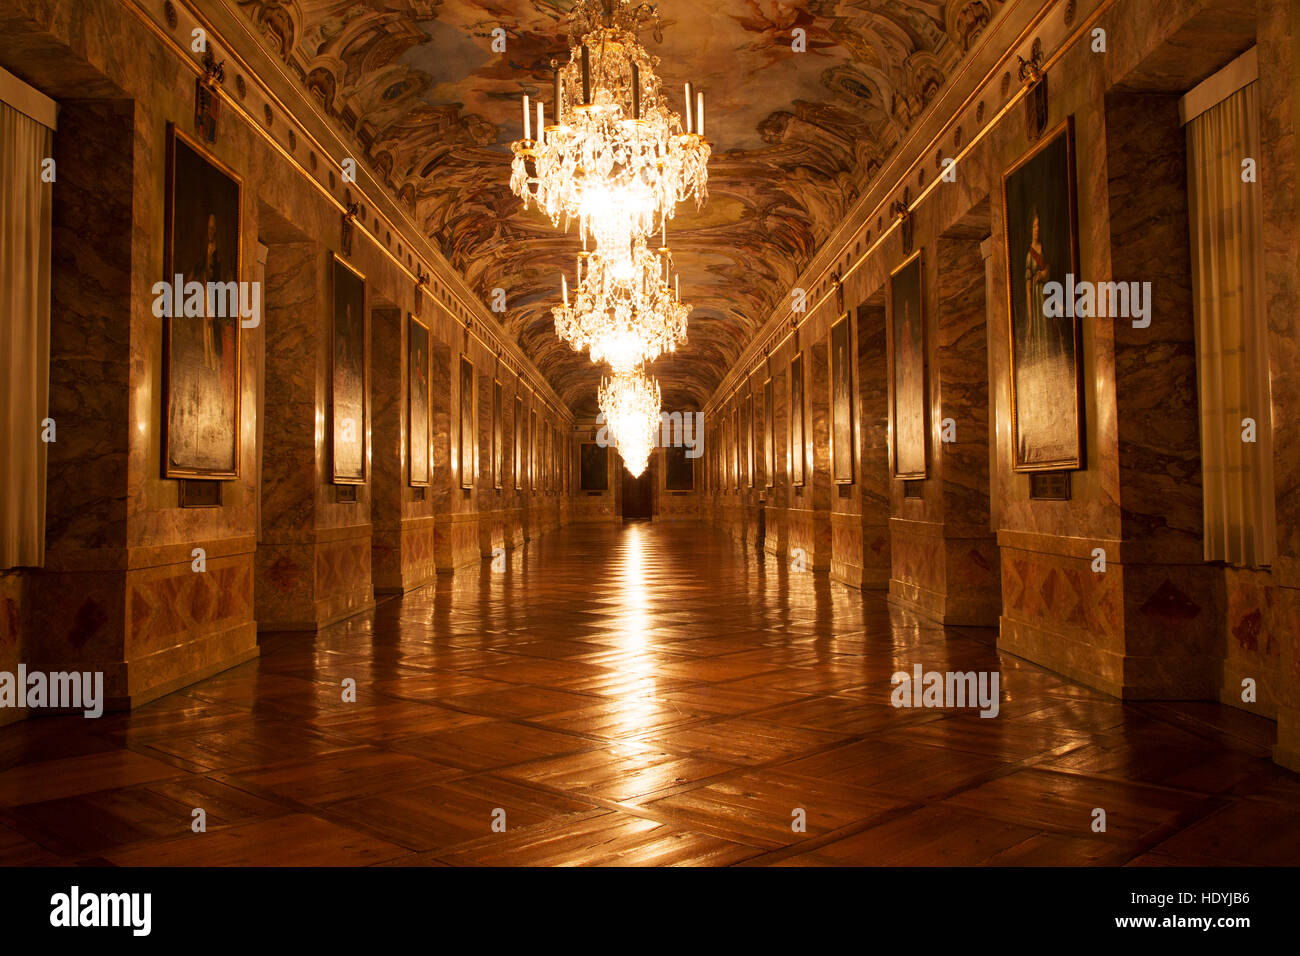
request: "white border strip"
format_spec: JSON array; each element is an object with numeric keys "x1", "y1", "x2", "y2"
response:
[
  {"x1": 0, "y1": 64, "x2": 58, "y2": 130},
  {"x1": 1179, "y1": 46, "x2": 1257, "y2": 126}
]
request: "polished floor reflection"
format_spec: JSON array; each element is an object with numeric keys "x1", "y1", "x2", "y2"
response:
[{"x1": 2, "y1": 522, "x2": 1298, "y2": 865}]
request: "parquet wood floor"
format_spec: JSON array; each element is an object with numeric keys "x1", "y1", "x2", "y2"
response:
[{"x1": 2, "y1": 522, "x2": 1298, "y2": 866}]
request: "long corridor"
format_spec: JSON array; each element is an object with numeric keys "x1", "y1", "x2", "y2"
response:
[{"x1": 1, "y1": 523, "x2": 1297, "y2": 866}]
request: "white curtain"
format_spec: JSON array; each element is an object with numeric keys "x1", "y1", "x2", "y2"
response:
[
  {"x1": 1186, "y1": 81, "x2": 1275, "y2": 567},
  {"x1": 0, "y1": 99, "x2": 53, "y2": 569}
]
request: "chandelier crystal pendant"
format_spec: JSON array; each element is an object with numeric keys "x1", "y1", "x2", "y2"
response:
[
  {"x1": 509, "y1": 0, "x2": 710, "y2": 265},
  {"x1": 553, "y1": 234, "x2": 689, "y2": 372},
  {"x1": 598, "y1": 366, "x2": 661, "y2": 477}
]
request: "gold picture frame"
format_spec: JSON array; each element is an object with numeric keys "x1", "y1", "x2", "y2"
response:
[
  {"x1": 492, "y1": 378, "x2": 503, "y2": 490},
  {"x1": 1001, "y1": 116, "x2": 1085, "y2": 472},
  {"x1": 888, "y1": 249, "x2": 927, "y2": 480},
  {"x1": 764, "y1": 377, "x2": 774, "y2": 488},
  {"x1": 408, "y1": 314, "x2": 430, "y2": 487},
  {"x1": 459, "y1": 356, "x2": 475, "y2": 490},
  {"x1": 790, "y1": 353, "x2": 805, "y2": 486},
  {"x1": 162, "y1": 123, "x2": 243, "y2": 480},
  {"x1": 330, "y1": 253, "x2": 367, "y2": 485},
  {"x1": 831, "y1": 311, "x2": 855, "y2": 484}
]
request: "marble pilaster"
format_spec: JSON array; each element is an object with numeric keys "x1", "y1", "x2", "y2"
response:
[
  {"x1": 1107, "y1": 91, "x2": 1220, "y2": 698},
  {"x1": 255, "y1": 241, "x2": 374, "y2": 629}
]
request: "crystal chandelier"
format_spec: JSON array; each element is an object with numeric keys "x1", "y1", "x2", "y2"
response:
[
  {"x1": 553, "y1": 234, "x2": 689, "y2": 372},
  {"x1": 598, "y1": 367, "x2": 661, "y2": 477},
  {"x1": 509, "y1": 0, "x2": 710, "y2": 264}
]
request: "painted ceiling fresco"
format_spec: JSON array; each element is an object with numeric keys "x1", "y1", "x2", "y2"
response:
[{"x1": 234, "y1": 0, "x2": 1003, "y2": 413}]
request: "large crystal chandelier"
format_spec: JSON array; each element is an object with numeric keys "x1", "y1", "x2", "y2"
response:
[
  {"x1": 553, "y1": 234, "x2": 689, "y2": 371},
  {"x1": 598, "y1": 367, "x2": 661, "y2": 477},
  {"x1": 509, "y1": 0, "x2": 710, "y2": 264}
]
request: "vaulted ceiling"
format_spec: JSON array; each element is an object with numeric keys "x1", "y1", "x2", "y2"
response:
[{"x1": 234, "y1": 0, "x2": 1002, "y2": 414}]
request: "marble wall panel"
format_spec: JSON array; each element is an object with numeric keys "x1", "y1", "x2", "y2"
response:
[
  {"x1": 830, "y1": 512, "x2": 866, "y2": 587},
  {"x1": 1259, "y1": 1, "x2": 1300, "y2": 572},
  {"x1": 806, "y1": 340, "x2": 834, "y2": 567},
  {"x1": 999, "y1": 538, "x2": 1126, "y2": 695},
  {"x1": 46, "y1": 99, "x2": 133, "y2": 555},
  {"x1": 855, "y1": 300, "x2": 892, "y2": 588},
  {"x1": 22, "y1": 568, "x2": 130, "y2": 707},
  {"x1": 122, "y1": 543, "x2": 258, "y2": 703},
  {"x1": 888, "y1": 519, "x2": 946, "y2": 619},
  {"x1": 1223, "y1": 567, "x2": 1285, "y2": 722},
  {"x1": 935, "y1": 236, "x2": 994, "y2": 539},
  {"x1": 1256, "y1": 2, "x2": 1300, "y2": 769},
  {"x1": 1103, "y1": 91, "x2": 1220, "y2": 695},
  {"x1": 371, "y1": 306, "x2": 413, "y2": 593},
  {"x1": 313, "y1": 527, "x2": 375, "y2": 627},
  {"x1": 1106, "y1": 92, "x2": 1203, "y2": 557}
]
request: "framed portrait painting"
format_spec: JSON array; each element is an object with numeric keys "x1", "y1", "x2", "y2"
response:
[
  {"x1": 546, "y1": 421, "x2": 556, "y2": 492},
  {"x1": 541, "y1": 420, "x2": 550, "y2": 492},
  {"x1": 492, "y1": 378, "x2": 503, "y2": 490},
  {"x1": 889, "y1": 250, "x2": 927, "y2": 480},
  {"x1": 732, "y1": 401, "x2": 742, "y2": 489},
  {"x1": 744, "y1": 392, "x2": 754, "y2": 489},
  {"x1": 764, "y1": 377, "x2": 774, "y2": 487},
  {"x1": 331, "y1": 255, "x2": 367, "y2": 484},
  {"x1": 723, "y1": 405, "x2": 733, "y2": 490},
  {"x1": 530, "y1": 408, "x2": 537, "y2": 491},
  {"x1": 665, "y1": 444, "x2": 694, "y2": 491},
  {"x1": 580, "y1": 442, "x2": 607, "y2": 492},
  {"x1": 514, "y1": 394, "x2": 523, "y2": 490},
  {"x1": 408, "y1": 315, "x2": 430, "y2": 487},
  {"x1": 1002, "y1": 117, "x2": 1084, "y2": 472},
  {"x1": 790, "y1": 354, "x2": 805, "y2": 486},
  {"x1": 831, "y1": 312, "x2": 854, "y2": 484},
  {"x1": 459, "y1": 357, "x2": 475, "y2": 489},
  {"x1": 162, "y1": 124, "x2": 242, "y2": 479}
]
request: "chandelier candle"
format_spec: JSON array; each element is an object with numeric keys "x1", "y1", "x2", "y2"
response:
[
  {"x1": 631, "y1": 62, "x2": 640, "y2": 119},
  {"x1": 523, "y1": 94, "x2": 531, "y2": 141},
  {"x1": 697, "y1": 91, "x2": 704, "y2": 137},
  {"x1": 684, "y1": 82, "x2": 693, "y2": 133}
]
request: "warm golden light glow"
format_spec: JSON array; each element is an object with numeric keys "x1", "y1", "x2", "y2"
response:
[
  {"x1": 598, "y1": 367, "x2": 661, "y2": 477},
  {"x1": 508, "y1": 0, "x2": 709, "y2": 264},
  {"x1": 552, "y1": 236, "x2": 689, "y2": 372}
]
